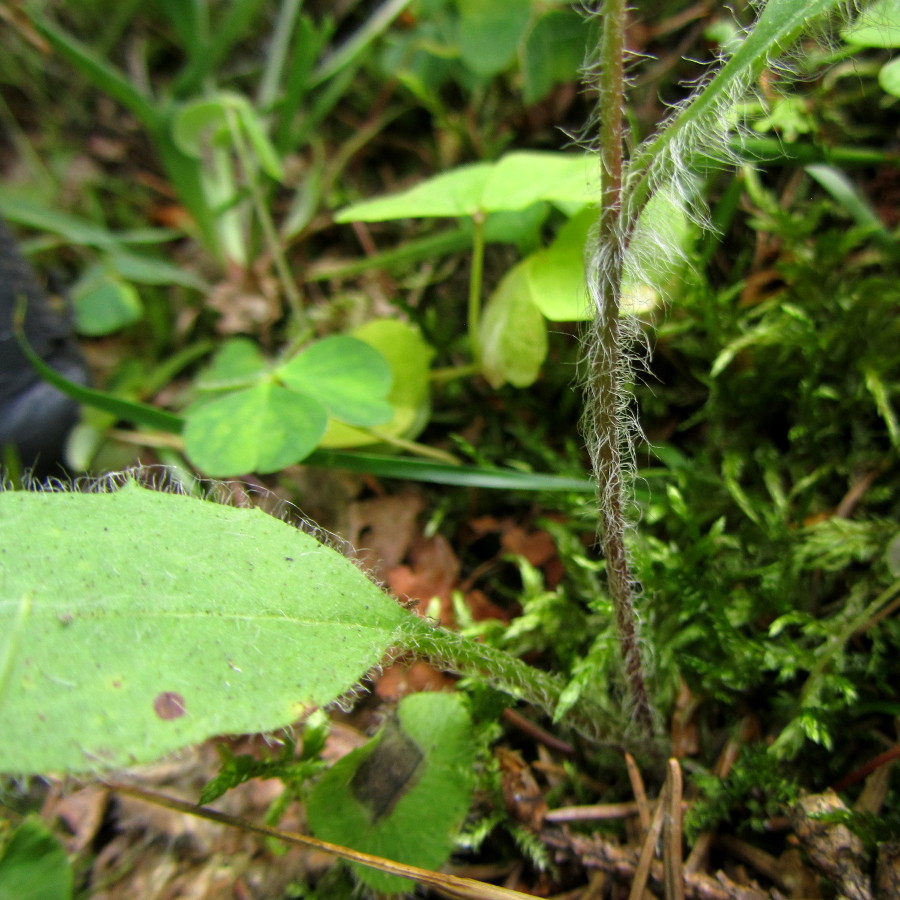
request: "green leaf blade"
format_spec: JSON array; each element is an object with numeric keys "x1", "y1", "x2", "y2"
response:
[
  {"x1": 0, "y1": 484, "x2": 407, "y2": 775},
  {"x1": 320, "y1": 320, "x2": 435, "y2": 448},
  {"x1": 457, "y1": 0, "x2": 532, "y2": 77},
  {"x1": 335, "y1": 163, "x2": 494, "y2": 221},
  {"x1": 0, "y1": 817, "x2": 73, "y2": 900}
]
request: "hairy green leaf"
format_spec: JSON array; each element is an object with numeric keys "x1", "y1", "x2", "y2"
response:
[{"x1": 0, "y1": 483, "x2": 407, "y2": 775}]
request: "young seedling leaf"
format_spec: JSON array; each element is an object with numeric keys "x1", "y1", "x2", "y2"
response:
[
  {"x1": 480, "y1": 152, "x2": 595, "y2": 213},
  {"x1": 184, "y1": 381, "x2": 327, "y2": 475},
  {"x1": 526, "y1": 208, "x2": 593, "y2": 322},
  {"x1": 530, "y1": 189, "x2": 691, "y2": 322},
  {"x1": 479, "y1": 261, "x2": 548, "y2": 388},
  {"x1": 336, "y1": 162, "x2": 494, "y2": 221},
  {"x1": 172, "y1": 92, "x2": 284, "y2": 181},
  {"x1": 277, "y1": 335, "x2": 394, "y2": 427},
  {"x1": 306, "y1": 692, "x2": 476, "y2": 894},
  {"x1": 0, "y1": 482, "x2": 408, "y2": 775},
  {"x1": 879, "y1": 56, "x2": 900, "y2": 96}
]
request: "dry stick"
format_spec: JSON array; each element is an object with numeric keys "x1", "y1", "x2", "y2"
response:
[
  {"x1": 588, "y1": 0, "x2": 655, "y2": 737},
  {"x1": 105, "y1": 781, "x2": 535, "y2": 900},
  {"x1": 629, "y1": 768, "x2": 669, "y2": 900},
  {"x1": 663, "y1": 760, "x2": 685, "y2": 900},
  {"x1": 625, "y1": 751, "x2": 652, "y2": 832},
  {"x1": 542, "y1": 829, "x2": 771, "y2": 900}
]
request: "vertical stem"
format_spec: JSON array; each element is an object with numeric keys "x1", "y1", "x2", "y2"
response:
[
  {"x1": 468, "y1": 210, "x2": 486, "y2": 366},
  {"x1": 590, "y1": 0, "x2": 655, "y2": 736},
  {"x1": 226, "y1": 109, "x2": 308, "y2": 327}
]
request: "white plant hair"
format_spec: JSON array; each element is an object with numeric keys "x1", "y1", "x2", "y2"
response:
[{"x1": 576, "y1": 0, "x2": 852, "y2": 730}]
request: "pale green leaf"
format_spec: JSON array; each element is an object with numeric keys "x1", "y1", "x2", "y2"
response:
[
  {"x1": 335, "y1": 152, "x2": 594, "y2": 222},
  {"x1": 878, "y1": 55, "x2": 900, "y2": 96},
  {"x1": 526, "y1": 209, "x2": 592, "y2": 321},
  {"x1": 480, "y1": 153, "x2": 595, "y2": 212},
  {"x1": 0, "y1": 483, "x2": 407, "y2": 774},
  {"x1": 479, "y1": 261, "x2": 548, "y2": 387},
  {"x1": 842, "y1": 0, "x2": 900, "y2": 48},
  {"x1": 529, "y1": 191, "x2": 689, "y2": 322},
  {"x1": 337, "y1": 163, "x2": 493, "y2": 221}
]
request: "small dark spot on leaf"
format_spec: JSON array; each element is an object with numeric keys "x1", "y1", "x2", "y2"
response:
[
  {"x1": 154, "y1": 691, "x2": 187, "y2": 720},
  {"x1": 285, "y1": 556, "x2": 294, "y2": 562},
  {"x1": 58, "y1": 612, "x2": 73, "y2": 626},
  {"x1": 112, "y1": 680, "x2": 122, "y2": 688}
]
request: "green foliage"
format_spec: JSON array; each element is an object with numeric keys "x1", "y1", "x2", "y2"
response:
[
  {"x1": 630, "y1": 175, "x2": 900, "y2": 752},
  {"x1": 1, "y1": 0, "x2": 898, "y2": 889},
  {"x1": 200, "y1": 712, "x2": 330, "y2": 805},
  {"x1": 0, "y1": 817, "x2": 73, "y2": 900},
  {"x1": 337, "y1": 152, "x2": 692, "y2": 385},
  {"x1": 306, "y1": 692, "x2": 477, "y2": 894},
  {"x1": 184, "y1": 335, "x2": 394, "y2": 476},
  {"x1": 685, "y1": 746, "x2": 800, "y2": 840},
  {"x1": 0, "y1": 481, "x2": 408, "y2": 774},
  {"x1": 379, "y1": 0, "x2": 588, "y2": 108},
  {"x1": 319, "y1": 320, "x2": 435, "y2": 448},
  {"x1": 0, "y1": 477, "x2": 615, "y2": 776},
  {"x1": 841, "y1": 0, "x2": 900, "y2": 99}
]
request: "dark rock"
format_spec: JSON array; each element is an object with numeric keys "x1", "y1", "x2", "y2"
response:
[{"x1": 0, "y1": 217, "x2": 89, "y2": 474}]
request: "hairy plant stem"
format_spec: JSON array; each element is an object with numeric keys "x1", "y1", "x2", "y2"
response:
[
  {"x1": 393, "y1": 616, "x2": 622, "y2": 747},
  {"x1": 589, "y1": 0, "x2": 654, "y2": 736}
]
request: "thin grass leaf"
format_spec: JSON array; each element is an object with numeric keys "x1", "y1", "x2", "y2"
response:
[
  {"x1": 33, "y1": 18, "x2": 159, "y2": 129},
  {"x1": 305, "y1": 451, "x2": 595, "y2": 492}
]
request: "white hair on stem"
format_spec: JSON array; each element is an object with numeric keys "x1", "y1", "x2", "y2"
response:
[{"x1": 577, "y1": 0, "x2": 849, "y2": 737}]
